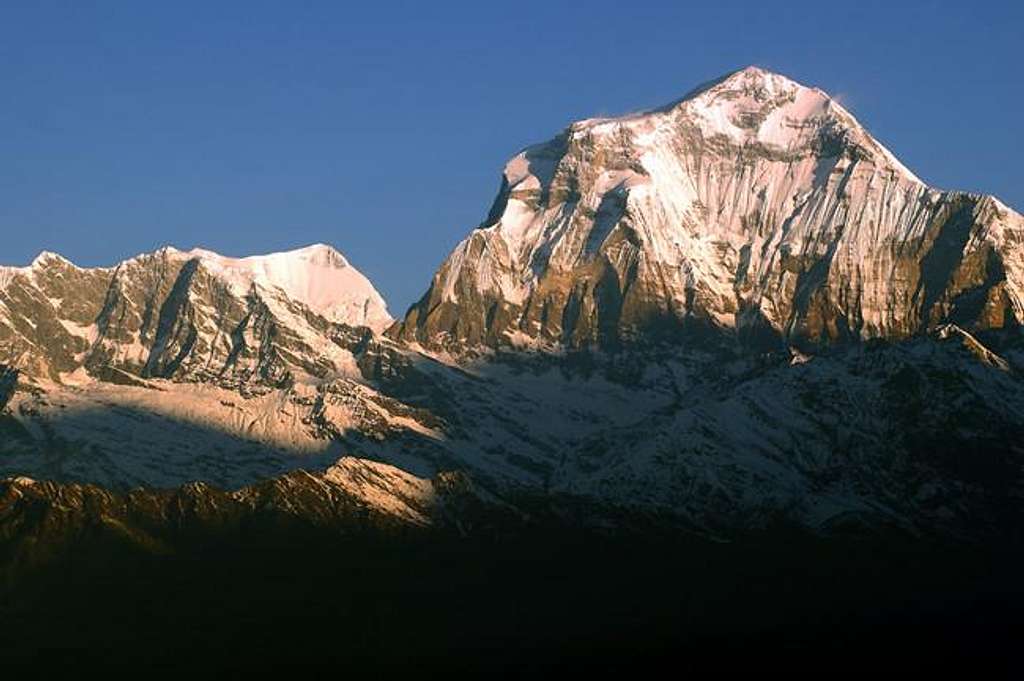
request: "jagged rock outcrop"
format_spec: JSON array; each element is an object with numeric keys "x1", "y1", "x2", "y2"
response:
[{"x1": 392, "y1": 67, "x2": 1024, "y2": 353}]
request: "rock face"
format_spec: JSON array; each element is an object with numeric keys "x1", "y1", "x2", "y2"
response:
[{"x1": 393, "y1": 67, "x2": 1024, "y2": 352}]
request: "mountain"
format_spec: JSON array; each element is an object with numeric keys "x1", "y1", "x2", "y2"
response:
[
  {"x1": 3, "y1": 65, "x2": 1023, "y2": 674},
  {"x1": 0, "y1": 243, "x2": 418, "y2": 489},
  {"x1": 0, "y1": 243, "x2": 390, "y2": 384},
  {"x1": 392, "y1": 66, "x2": 1023, "y2": 353},
  {"x1": 1, "y1": 67, "x2": 1023, "y2": 541}
]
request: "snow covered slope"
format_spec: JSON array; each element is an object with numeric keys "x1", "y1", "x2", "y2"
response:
[
  {"x1": 394, "y1": 66, "x2": 1024, "y2": 352},
  {"x1": 3, "y1": 329, "x2": 1023, "y2": 536},
  {"x1": 179, "y1": 244, "x2": 392, "y2": 332}
]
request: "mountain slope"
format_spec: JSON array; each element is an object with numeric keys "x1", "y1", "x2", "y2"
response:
[
  {"x1": 393, "y1": 66, "x2": 1024, "y2": 353},
  {"x1": 3, "y1": 330, "x2": 1022, "y2": 536}
]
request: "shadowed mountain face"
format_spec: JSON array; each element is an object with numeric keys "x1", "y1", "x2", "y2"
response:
[
  {"x1": 392, "y1": 67, "x2": 1024, "y2": 353},
  {"x1": 1, "y1": 67, "x2": 1023, "y2": 544},
  {"x1": 2, "y1": 472, "x2": 1022, "y2": 674}
]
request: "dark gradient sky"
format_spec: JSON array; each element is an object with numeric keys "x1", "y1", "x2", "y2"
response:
[{"x1": 2, "y1": 1, "x2": 1021, "y2": 313}]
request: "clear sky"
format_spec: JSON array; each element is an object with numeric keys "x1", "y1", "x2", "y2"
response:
[{"x1": 2, "y1": 1, "x2": 1022, "y2": 314}]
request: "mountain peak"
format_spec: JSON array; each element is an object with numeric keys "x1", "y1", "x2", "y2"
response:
[
  {"x1": 2, "y1": 243, "x2": 391, "y2": 334},
  {"x1": 290, "y1": 243, "x2": 351, "y2": 268},
  {"x1": 182, "y1": 243, "x2": 351, "y2": 269},
  {"x1": 31, "y1": 251, "x2": 76, "y2": 269},
  {"x1": 680, "y1": 67, "x2": 837, "y2": 139},
  {"x1": 180, "y1": 241, "x2": 344, "y2": 266},
  {"x1": 714, "y1": 64, "x2": 804, "y2": 90},
  {"x1": 394, "y1": 67, "x2": 1022, "y2": 353},
  {"x1": 565, "y1": 66, "x2": 919, "y2": 185},
  {"x1": 178, "y1": 244, "x2": 390, "y2": 331},
  {"x1": 736, "y1": 64, "x2": 771, "y2": 75}
]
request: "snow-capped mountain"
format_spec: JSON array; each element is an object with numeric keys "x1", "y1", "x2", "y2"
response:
[
  {"x1": 0, "y1": 243, "x2": 390, "y2": 384},
  {"x1": 393, "y1": 66, "x2": 1023, "y2": 352},
  {"x1": 2, "y1": 67, "x2": 1023, "y2": 539}
]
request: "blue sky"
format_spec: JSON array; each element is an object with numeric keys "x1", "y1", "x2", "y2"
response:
[{"x1": 2, "y1": 1, "x2": 1021, "y2": 313}]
